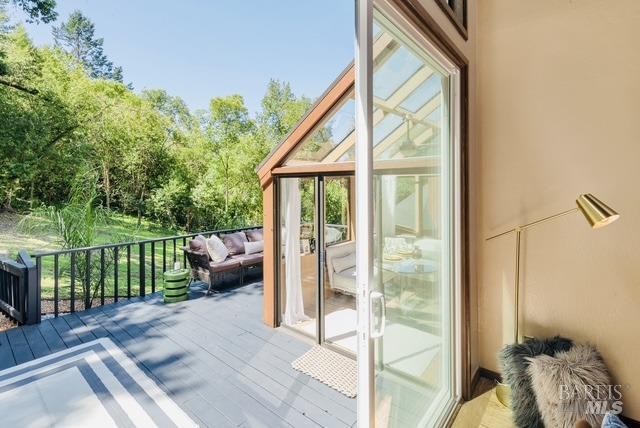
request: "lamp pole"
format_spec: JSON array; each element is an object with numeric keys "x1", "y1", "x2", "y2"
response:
[{"x1": 487, "y1": 193, "x2": 619, "y2": 408}]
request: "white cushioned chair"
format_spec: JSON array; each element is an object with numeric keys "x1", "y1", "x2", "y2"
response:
[{"x1": 325, "y1": 241, "x2": 356, "y2": 295}]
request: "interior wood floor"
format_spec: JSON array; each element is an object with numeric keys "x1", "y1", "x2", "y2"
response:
[{"x1": 451, "y1": 377, "x2": 514, "y2": 428}]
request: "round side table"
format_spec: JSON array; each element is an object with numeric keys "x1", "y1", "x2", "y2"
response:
[{"x1": 163, "y1": 269, "x2": 190, "y2": 303}]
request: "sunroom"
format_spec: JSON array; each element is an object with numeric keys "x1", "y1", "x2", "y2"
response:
[{"x1": 257, "y1": 8, "x2": 461, "y2": 426}]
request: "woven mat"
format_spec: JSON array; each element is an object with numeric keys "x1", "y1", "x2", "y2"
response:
[{"x1": 292, "y1": 345, "x2": 357, "y2": 398}]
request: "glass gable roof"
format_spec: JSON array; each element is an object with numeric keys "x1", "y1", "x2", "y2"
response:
[
  {"x1": 282, "y1": 19, "x2": 448, "y2": 167},
  {"x1": 373, "y1": 46, "x2": 423, "y2": 100},
  {"x1": 399, "y1": 74, "x2": 442, "y2": 113}
]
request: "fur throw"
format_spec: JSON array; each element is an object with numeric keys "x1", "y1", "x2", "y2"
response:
[
  {"x1": 527, "y1": 344, "x2": 613, "y2": 428},
  {"x1": 499, "y1": 336, "x2": 573, "y2": 428}
]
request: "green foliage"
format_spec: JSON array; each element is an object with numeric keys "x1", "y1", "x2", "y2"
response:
[
  {"x1": 19, "y1": 169, "x2": 111, "y2": 308},
  {"x1": 259, "y1": 79, "x2": 311, "y2": 144},
  {"x1": 20, "y1": 169, "x2": 107, "y2": 249},
  {"x1": 53, "y1": 10, "x2": 122, "y2": 82},
  {"x1": 12, "y1": 0, "x2": 56, "y2": 24},
  {"x1": 1, "y1": 16, "x2": 311, "y2": 234}
]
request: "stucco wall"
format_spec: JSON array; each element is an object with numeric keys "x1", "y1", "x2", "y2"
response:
[{"x1": 477, "y1": 0, "x2": 640, "y2": 419}]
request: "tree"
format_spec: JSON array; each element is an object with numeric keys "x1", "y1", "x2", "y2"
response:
[
  {"x1": 11, "y1": 0, "x2": 57, "y2": 24},
  {"x1": 259, "y1": 79, "x2": 311, "y2": 145},
  {"x1": 53, "y1": 10, "x2": 122, "y2": 82}
]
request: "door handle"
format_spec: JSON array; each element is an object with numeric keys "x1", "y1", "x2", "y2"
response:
[{"x1": 370, "y1": 291, "x2": 386, "y2": 339}]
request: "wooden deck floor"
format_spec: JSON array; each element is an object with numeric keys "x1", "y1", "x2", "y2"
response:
[{"x1": 0, "y1": 282, "x2": 357, "y2": 428}]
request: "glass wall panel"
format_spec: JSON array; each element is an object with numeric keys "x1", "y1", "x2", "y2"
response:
[{"x1": 285, "y1": 96, "x2": 356, "y2": 165}]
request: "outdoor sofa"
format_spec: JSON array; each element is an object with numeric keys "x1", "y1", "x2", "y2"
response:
[{"x1": 183, "y1": 228, "x2": 264, "y2": 295}]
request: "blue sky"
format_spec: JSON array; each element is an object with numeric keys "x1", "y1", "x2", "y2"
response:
[{"x1": 10, "y1": 1, "x2": 355, "y2": 115}]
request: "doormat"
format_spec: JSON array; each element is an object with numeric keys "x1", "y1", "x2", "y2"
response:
[{"x1": 292, "y1": 345, "x2": 357, "y2": 398}]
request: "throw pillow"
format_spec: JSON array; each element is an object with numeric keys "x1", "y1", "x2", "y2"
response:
[
  {"x1": 246, "y1": 228, "x2": 264, "y2": 242},
  {"x1": 221, "y1": 232, "x2": 248, "y2": 255},
  {"x1": 189, "y1": 235, "x2": 208, "y2": 255},
  {"x1": 333, "y1": 252, "x2": 356, "y2": 273},
  {"x1": 245, "y1": 240, "x2": 264, "y2": 255},
  {"x1": 206, "y1": 235, "x2": 229, "y2": 263},
  {"x1": 527, "y1": 344, "x2": 613, "y2": 428},
  {"x1": 499, "y1": 336, "x2": 574, "y2": 428}
]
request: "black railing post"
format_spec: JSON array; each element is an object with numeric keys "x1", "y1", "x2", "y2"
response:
[
  {"x1": 114, "y1": 247, "x2": 119, "y2": 303},
  {"x1": 84, "y1": 250, "x2": 91, "y2": 310},
  {"x1": 70, "y1": 252, "x2": 76, "y2": 313},
  {"x1": 127, "y1": 245, "x2": 131, "y2": 298},
  {"x1": 173, "y1": 239, "x2": 177, "y2": 264},
  {"x1": 182, "y1": 237, "x2": 187, "y2": 268},
  {"x1": 100, "y1": 248, "x2": 105, "y2": 306},
  {"x1": 139, "y1": 242, "x2": 146, "y2": 297},
  {"x1": 54, "y1": 254, "x2": 59, "y2": 317},
  {"x1": 19, "y1": 251, "x2": 39, "y2": 325},
  {"x1": 162, "y1": 240, "x2": 167, "y2": 273},
  {"x1": 151, "y1": 241, "x2": 156, "y2": 293}
]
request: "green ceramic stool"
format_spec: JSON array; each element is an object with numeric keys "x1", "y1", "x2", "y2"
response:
[{"x1": 163, "y1": 268, "x2": 190, "y2": 303}]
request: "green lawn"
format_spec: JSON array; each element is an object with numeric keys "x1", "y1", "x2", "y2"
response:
[{"x1": 0, "y1": 213, "x2": 189, "y2": 306}]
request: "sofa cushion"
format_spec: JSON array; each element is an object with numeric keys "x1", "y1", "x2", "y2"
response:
[
  {"x1": 209, "y1": 258, "x2": 241, "y2": 273},
  {"x1": 333, "y1": 268, "x2": 357, "y2": 294},
  {"x1": 189, "y1": 235, "x2": 208, "y2": 255},
  {"x1": 245, "y1": 240, "x2": 263, "y2": 255},
  {"x1": 221, "y1": 232, "x2": 248, "y2": 255},
  {"x1": 206, "y1": 235, "x2": 229, "y2": 263},
  {"x1": 246, "y1": 228, "x2": 264, "y2": 242},
  {"x1": 183, "y1": 247, "x2": 210, "y2": 270},
  {"x1": 333, "y1": 252, "x2": 356, "y2": 274},
  {"x1": 231, "y1": 253, "x2": 263, "y2": 267}
]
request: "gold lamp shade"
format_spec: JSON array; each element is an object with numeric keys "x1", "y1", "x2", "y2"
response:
[{"x1": 576, "y1": 193, "x2": 620, "y2": 229}]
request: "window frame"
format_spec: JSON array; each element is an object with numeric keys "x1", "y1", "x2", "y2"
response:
[{"x1": 435, "y1": 0, "x2": 467, "y2": 40}]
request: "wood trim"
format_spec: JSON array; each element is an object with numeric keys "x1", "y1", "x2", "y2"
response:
[
  {"x1": 478, "y1": 367, "x2": 502, "y2": 383},
  {"x1": 262, "y1": 181, "x2": 276, "y2": 327},
  {"x1": 390, "y1": 0, "x2": 468, "y2": 65},
  {"x1": 389, "y1": 0, "x2": 472, "y2": 401},
  {"x1": 258, "y1": 67, "x2": 354, "y2": 185},
  {"x1": 434, "y1": 0, "x2": 468, "y2": 41},
  {"x1": 470, "y1": 366, "x2": 481, "y2": 393},
  {"x1": 272, "y1": 162, "x2": 355, "y2": 177},
  {"x1": 621, "y1": 416, "x2": 640, "y2": 428}
]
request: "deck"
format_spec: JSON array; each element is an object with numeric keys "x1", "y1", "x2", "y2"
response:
[{"x1": 0, "y1": 282, "x2": 357, "y2": 427}]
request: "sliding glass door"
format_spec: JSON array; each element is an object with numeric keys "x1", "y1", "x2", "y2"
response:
[
  {"x1": 323, "y1": 176, "x2": 357, "y2": 354},
  {"x1": 278, "y1": 175, "x2": 358, "y2": 353},
  {"x1": 356, "y1": 2, "x2": 462, "y2": 426}
]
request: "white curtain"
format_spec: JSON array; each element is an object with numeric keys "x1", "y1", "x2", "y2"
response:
[
  {"x1": 282, "y1": 178, "x2": 308, "y2": 325},
  {"x1": 381, "y1": 175, "x2": 396, "y2": 238}
]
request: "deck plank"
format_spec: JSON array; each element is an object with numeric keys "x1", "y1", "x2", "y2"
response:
[
  {"x1": 98, "y1": 303, "x2": 307, "y2": 427},
  {"x1": 20, "y1": 325, "x2": 50, "y2": 358},
  {"x1": 49, "y1": 316, "x2": 82, "y2": 348},
  {"x1": 0, "y1": 282, "x2": 356, "y2": 427},
  {"x1": 0, "y1": 331, "x2": 16, "y2": 369},
  {"x1": 5, "y1": 327, "x2": 34, "y2": 364},
  {"x1": 62, "y1": 312, "x2": 97, "y2": 343},
  {"x1": 110, "y1": 292, "x2": 355, "y2": 426},
  {"x1": 35, "y1": 319, "x2": 67, "y2": 353}
]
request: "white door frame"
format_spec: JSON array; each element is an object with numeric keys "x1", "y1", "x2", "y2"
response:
[
  {"x1": 355, "y1": 0, "x2": 463, "y2": 426},
  {"x1": 355, "y1": 0, "x2": 375, "y2": 426}
]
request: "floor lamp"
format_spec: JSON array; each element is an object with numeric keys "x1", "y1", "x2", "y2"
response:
[{"x1": 487, "y1": 193, "x2": 620, "y2": 407}]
